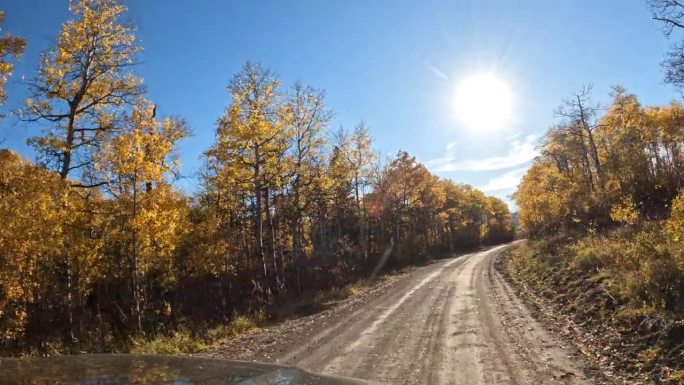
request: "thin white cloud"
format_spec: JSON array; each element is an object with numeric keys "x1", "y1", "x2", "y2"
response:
[
  {"x1": 427, "y1": 134, "x2": 538, "y2": 172},
  {"x1": 427, "y1": 63, "x2": 449, "y2": 81},
  {"x1": 479, "y1": 167, "x2": 528, "y2": 192}
]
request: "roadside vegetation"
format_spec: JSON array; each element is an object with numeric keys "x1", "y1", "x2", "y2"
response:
[
  {"x1": 131, "y1": 271, "x2": 401, "y2": 355},
  {"x1": 503, "y1": 237, "x2": 684, "y2": 384},
  {"x1": 508, "y1": 3, "x2": 684, "y2": 383},
  {"x1": 0, "y1": 0, "x2": 513, "y2": 356}
]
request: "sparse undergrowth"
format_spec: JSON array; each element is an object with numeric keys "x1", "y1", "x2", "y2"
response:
[
  {"x1": 130, "y1": 271, "x2": 403, "y2": 355},
  {"x1": 500, "y1": 236, "x2": 684, "y2": 385},
  {"x1": 131, "y1": 312, "x2": 265, "y2": 355}
]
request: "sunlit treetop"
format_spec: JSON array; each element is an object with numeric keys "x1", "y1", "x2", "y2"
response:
[
  {"x1": 0, "y1": 11, "x2": 26, "y2": 106},
  {"x1": 22, "y1": 0, "x2": 143, "y2": 180}
]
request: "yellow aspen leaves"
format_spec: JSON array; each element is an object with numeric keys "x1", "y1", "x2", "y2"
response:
[
  {"x1": 23, "y1": 0, "x2": 142, "y2": 179},
  {"x1": 517, "y1": 87, "x2": 684, "y2": 236},
  {"x1": 0, "y1": 11, "x2": 26, "y2": 106}
]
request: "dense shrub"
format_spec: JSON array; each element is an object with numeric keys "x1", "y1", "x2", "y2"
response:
[{"x1": 543, "y1": 227, "x2": 684, "y2": 311}]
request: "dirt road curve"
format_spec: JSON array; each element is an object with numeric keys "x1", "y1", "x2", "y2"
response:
[{"x1": 208, "y1": 243, "x2": 612, "y2": 384}]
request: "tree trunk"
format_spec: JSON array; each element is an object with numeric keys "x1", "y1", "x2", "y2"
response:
[
  {"x1": 254, "y1": 147, "x2": 267, "y2": 281},
  {"x1": 131, "y1": 173, "x2": 142, "y2": 332},
  {"x1": 265, "y1": 188, "x2": 278, "y2": 289}
]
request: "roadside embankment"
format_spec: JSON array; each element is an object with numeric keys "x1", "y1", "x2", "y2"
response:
[{"x1": 498, "y1": 239, "x2": 684, "y2": 385}]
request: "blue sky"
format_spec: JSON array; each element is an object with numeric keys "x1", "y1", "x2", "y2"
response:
[{"x1": 1, "y1": 0, "x2": 681, "y2": 208}]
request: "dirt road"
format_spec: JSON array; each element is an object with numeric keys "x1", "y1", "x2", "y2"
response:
[{"x1": 206, "y1": 243, "x2": 612, "y2": 384}]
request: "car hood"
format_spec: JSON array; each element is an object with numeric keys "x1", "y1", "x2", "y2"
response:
[{"x1": 0, "y1": 354, "x2": 373, "y2": 384}]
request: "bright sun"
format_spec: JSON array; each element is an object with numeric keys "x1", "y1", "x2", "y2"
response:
[{"x1": 453, "y1": 73, "x2": 512, "y2": 132}]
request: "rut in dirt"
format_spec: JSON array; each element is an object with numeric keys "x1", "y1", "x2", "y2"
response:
[{"x1": 204, "y1": 244, "x2": 614, "y2": 385}]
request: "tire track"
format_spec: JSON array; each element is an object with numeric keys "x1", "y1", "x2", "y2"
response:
[{"x1": 208, "y1": 243, "x2": 611, "y2": 385}]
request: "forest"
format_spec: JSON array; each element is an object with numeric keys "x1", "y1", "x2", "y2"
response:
[
  {"x1": 510, "y1": 86, "x2": 684, "y2": 382},
  {"x1": 508, "y1": 1, "x2": 684, "y2": 381},
  {"x1": 0, "y1": 0, "x2": 513, "y2": 354},
  {"x1": 515, "y1": 85, "x2": 684, "y2": 308}
]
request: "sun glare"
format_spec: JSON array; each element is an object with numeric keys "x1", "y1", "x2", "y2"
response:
[{"x1": 453, "y1": 73, "x2": 512, "y2": 132}]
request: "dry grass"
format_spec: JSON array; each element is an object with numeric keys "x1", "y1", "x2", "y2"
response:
[
  {"x1": 504, "y1": 234, "x2": 684, "y2": 385},
  {"x1": 131, "y1": 270, "x2": 405, "y2": 355},
  {"x1": 131, "y1": 311, "x2": 264, "y2": 355}
]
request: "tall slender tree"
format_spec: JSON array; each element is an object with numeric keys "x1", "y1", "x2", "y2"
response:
[
  {"x1": 285, "y1": 82, "x2": 331, "y2": 290},
  {"x1": 206, "y1": 62, "x2": 290, "y2": 289},
  {"x1": 22, "y1": 0, "x2": 142, "y2": 181},
  {"x1": 96, "y1": 98, "x2": 188, "y2": 330}
]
